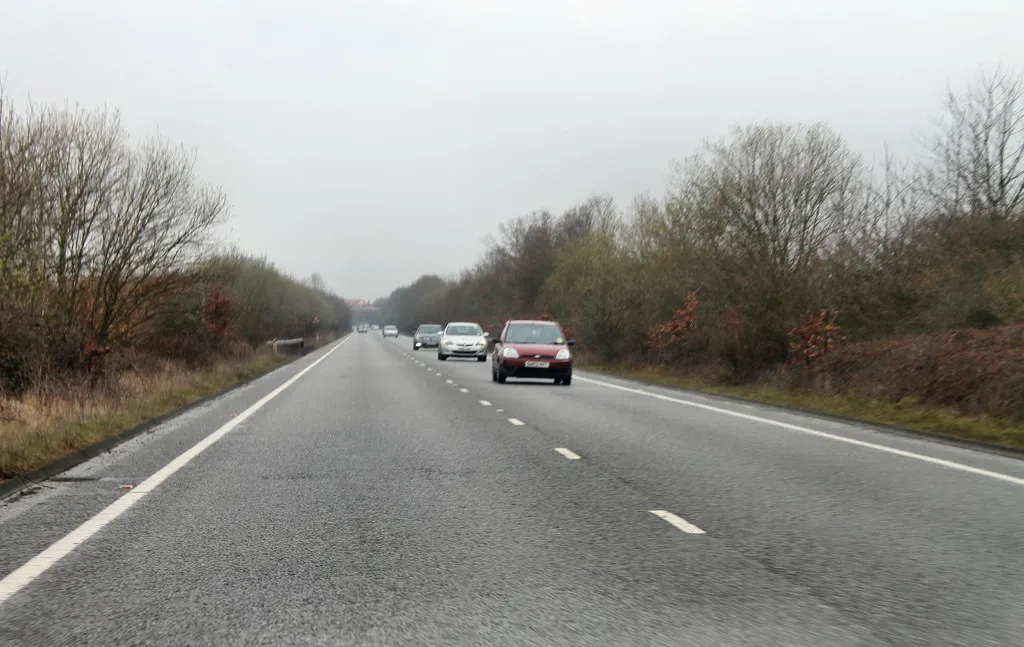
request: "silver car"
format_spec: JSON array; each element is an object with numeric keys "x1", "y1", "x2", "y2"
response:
[
  {"x1": 413, "y1": 324, "x2": 443, "y2": 350},
  {"x1": 438, "y1": 322, "x2": 490, "y2": 362}
]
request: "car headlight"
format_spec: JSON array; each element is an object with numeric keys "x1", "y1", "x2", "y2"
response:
[
  {"x1": 501, "y1": 347, "x2": 519, "y2": 358},
  {"x1": 555, "y1": 348, "x2": 571, "y2": 360},
  {"x1": 475, "y1": 339, "x2": 486, "y2": 346},
  {"x1": 442, "y1": 338, "x2": 452, "y2": 346}
]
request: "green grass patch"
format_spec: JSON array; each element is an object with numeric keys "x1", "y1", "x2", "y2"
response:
[
  {"x1": 0, "y1": 353, "x2": 291, "y2": 480},
  {"x1": 583, "y1": 364, "x2": 1024, "y2": 451}
]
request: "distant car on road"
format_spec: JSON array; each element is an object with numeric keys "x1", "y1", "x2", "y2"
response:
[
  {"x1": 357, "y1": 324, "x2": 369, "y2": 333},
  {"x1": 412, "y1": 324, "x2": 443, "y2": 350},
  {"x1": 382, "y1": 325, "x2": 399, "y2": 338},
  {"x1": 491, "y1": 319, "x2": 575, "y2": 385},
  {"x1": 438, "y1": 322, "x2": 489, "y2": 361}
]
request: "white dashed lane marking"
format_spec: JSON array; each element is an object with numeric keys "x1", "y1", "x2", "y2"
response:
[{"x1": 650, "y1": 510, "x2": 706, "y2": 534}]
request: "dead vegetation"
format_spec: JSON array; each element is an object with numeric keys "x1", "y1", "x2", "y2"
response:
[
  {"x1": 378, "y1": 70, "x2": 1024, "y2": 446},
  {"x1": 0, "y1": 89, "x2": 351, "y2": 477}
]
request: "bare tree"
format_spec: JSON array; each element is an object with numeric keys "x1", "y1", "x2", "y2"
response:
[
  {"x1": 927, "y1": 68, "x2": 1024, "y2": 220},
  {"x1": 674, "y1": 122, "x2": 866, "y2": 275},
  {"x1": 88, "y1": 138, "x2": 228, "y2": 345},
  {"x1": 0, "y1": 88, "x2": 49, "y2": 309},
  {"x1": 308, "y1": 272, "x2": 327, "y2": 293},
  {"x1": 37, "y1": 104, "x2": 127, "y2": 330}
]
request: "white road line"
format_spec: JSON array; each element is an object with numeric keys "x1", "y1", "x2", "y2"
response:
[
  {"x1": 554, "y1": 447, "x2": 581, "y2": 460},
  {"x1": 458, "y1": 388, "x2": 469, "y2": 393},
  {"x1": 576, "y1": 376, "x2": 1024, "y2": 487},
  {"x1": 0, "y1": 336, "x2": 353, "y2": 605},
  {"x1": 479, "y1": 400, "x2": 491, "y2": 406},
  {"x1": 445, "y1": 379, "x2": 453, "y2": 384},
  {"x1": 496, "y1": 409, "x2": 504, "y2": 413},
  {"x1": 508, "y1": 418, "x2": 525, "y2": 426},
  {"x1": 650, "y1": 510, "x2": 706, "y2": 534}
]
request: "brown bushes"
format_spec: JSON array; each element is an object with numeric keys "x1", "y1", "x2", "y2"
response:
[{"x1": 807, "y1": 326, "x2": 1024, "y2": 422}]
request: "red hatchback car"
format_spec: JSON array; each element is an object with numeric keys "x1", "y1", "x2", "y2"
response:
[{"x1": 491, "y1": 320, "x2": 576, "y2": 385}]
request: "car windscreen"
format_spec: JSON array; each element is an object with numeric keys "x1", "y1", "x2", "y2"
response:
[
  {"x1": 417, "y1": 325, "x2": 442, "y2": 334},
  {"x1": 446, "y1": 324, "x2": 482, "y2": 336},
  {"x1": 504, "y1": 324, "x2": 565, "y2": 344}
]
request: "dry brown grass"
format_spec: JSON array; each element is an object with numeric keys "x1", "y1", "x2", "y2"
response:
[{"x1": 0, "y1": 351, "x2": 289, "y2": 479}]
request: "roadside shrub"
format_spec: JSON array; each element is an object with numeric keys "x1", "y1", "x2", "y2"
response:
[
  {"x1": 810, "y1": 325, "x2": 1024, "y2": 421},
  {"x1": 0, "y1": 310, "x2": 82, "y2": 397},
  {"x1": 790, "y1": 310, "x2": 843, "y2": 368},
  {"x1": 647, "y1": 292, "x2": 706, "y2": 365}
]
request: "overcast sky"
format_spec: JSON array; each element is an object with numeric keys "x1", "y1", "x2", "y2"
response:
[{"x1": 2, "y1": 0, "x2": 1022, "y2": 299}]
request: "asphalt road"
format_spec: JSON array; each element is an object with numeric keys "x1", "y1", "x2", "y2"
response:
[{"x1": 1, "y1": 333, "x2": 1022, "y2": 646}]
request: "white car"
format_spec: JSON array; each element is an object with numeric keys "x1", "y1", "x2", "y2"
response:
[
  {"x1": 438, "y1": 322, "x2": 489, "y2": 362},
  {"x1": 382, "y1": 325, "x2": 399, "y2": 338}
]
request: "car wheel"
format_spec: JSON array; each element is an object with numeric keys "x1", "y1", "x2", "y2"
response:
[
  {"x1": 477, "y1": 355, "x2": 486, "y2": 362},
  {"x1": 562, "y1": 377, "x2": 572, "y2": 386},
  {"x1": 491, "y1": 368, "x2": 498, "y2": 382},
  {"x1": 438, "y1": 353, "x2": 447, "y2": 361},
  {"x1": 497, "y1": 372, "x2": 507, "y2": 384},
  {"x1": 553, "y1": 377, "x2": 562, "y2": 385}
]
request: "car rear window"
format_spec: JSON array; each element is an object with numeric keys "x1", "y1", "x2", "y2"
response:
[
  {"x1": 417, "y1": 325, "x2": 442, "y2": 333},
  {"x1": 505, "y1": 323, "x2": 565, "y2": 344}
]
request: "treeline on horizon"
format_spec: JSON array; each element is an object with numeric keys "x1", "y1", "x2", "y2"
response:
[
  {"x1": 380, "y1": 70, "x2": 1024, "y2": 423},
  {"x1": 0, "y1": 90, "x2": 351, "y2": 396}
]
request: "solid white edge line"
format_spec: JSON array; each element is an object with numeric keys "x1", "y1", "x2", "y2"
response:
[
  {"x1": 479, "y1": 400, "x2": 491, "y2": 406},
  {"x1": 508, "y1": 418, "x2": 525, "y2": 426},
  {"x1": 0, "y1": 335, "x2": 353, "y2": 605},
  {"x1": 445, "y1": 379, "x2": 453, "y2": 384},
  {"x1": 576, "y1": 376, "x2": 1024, "y2": 487},
  {"x1": 650, "y1": 510, "x2": 706, "y2": 534},
  {"x1": 458, "y1": 388, "x2": 469, "y2": 393},
  {"x1": 554, "y1": 447, "x2": 581, "y2": 460}
]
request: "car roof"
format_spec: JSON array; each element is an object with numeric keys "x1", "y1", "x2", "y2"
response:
[
  {"x1": 506, "y1": 319, "x2": 560, "y2": 326},
  {"x1": 446, "y1": 321, "x2": 480, "y2": 327}
]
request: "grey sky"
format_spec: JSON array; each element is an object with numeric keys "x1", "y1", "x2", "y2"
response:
[{"x1": 2, "y1": 0, "x2": 1022, "y2": 300}]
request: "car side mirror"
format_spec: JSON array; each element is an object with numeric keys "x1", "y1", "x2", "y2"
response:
[
  {"x1": 567, "y1": 340, "x2": 576, "y2": 347},
  {"x1": 483, "y1": 332, "x2": 490, "y2": 337}
]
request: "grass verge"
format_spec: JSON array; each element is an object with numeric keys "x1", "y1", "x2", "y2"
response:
[
  {"x1": 582, "y1": 364, "x2": 1024, "y2": 452},
  {"x1": 0, "y1": 352, "x2": 291, "y2": 480}
]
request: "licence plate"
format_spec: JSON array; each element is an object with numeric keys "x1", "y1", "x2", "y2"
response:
[{"x1": 524, "y1": 361, "x2": 550, "y2": 368}]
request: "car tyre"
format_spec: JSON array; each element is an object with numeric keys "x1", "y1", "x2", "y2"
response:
[
  {"x1": 438, "y1": 353, "x2": 447, "y2": 361},
  {"x1": 497, "y1": 371, "x2": 507, "y2": 384},
  {"x1": 477, "y1": 355, "x2": 486, "y2": 362},
  {"x1": 562, "y1": 376, "x2": 572, "y2": 386},
  {"x1": 491, "y1": 368, "x2": 498, "y2": 382}
]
